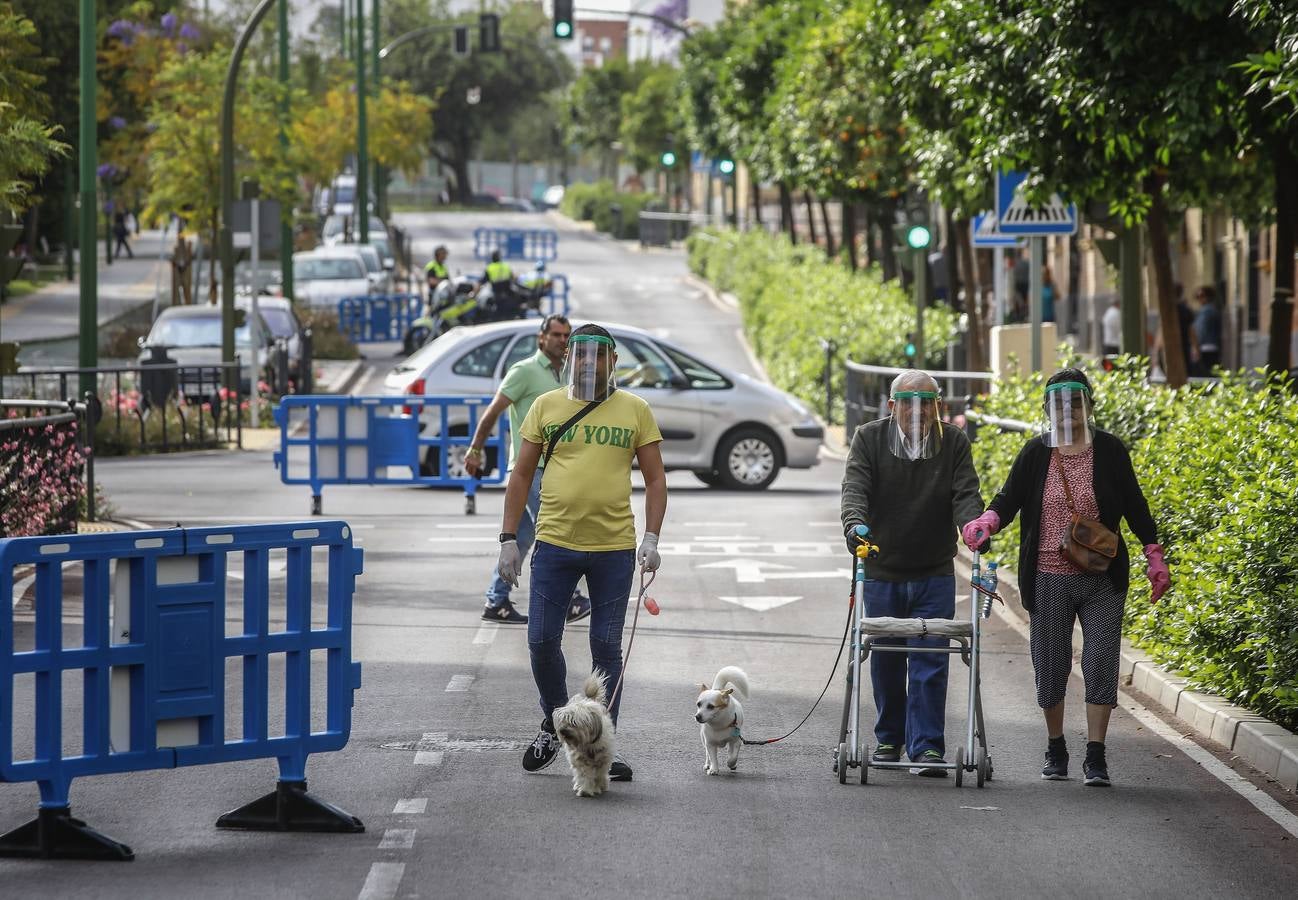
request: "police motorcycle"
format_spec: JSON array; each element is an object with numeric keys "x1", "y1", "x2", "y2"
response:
[{"x1": 400, "y1": 261, "x2": 553, "y2": 356}]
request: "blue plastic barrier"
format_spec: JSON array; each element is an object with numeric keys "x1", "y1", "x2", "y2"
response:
[
  {"x1": 0, "y1": 521, "x2": 365, "y2": 860},
  {"x1": 274, "y1": 394, "x2": 509, "y2": 516},
  {"x1": 337, "y1": 293, "x2": 420, "y2": 344},
  {"x1": 473, "y1": 227, "x2": 559, "y2": 262},
  {"x1": 546, "y1": 273, "x2": 571, "y2": 316}
]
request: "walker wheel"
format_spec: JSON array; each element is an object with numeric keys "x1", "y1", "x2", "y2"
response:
[
  {"x1": 860, "y1": 754, "x2": 869, "y2": 785},
  {"x1": 976, "y1": 747, "x2": 989, "y2": 788},
  {"x1": 954, "y1": 747, "x2": 965, "y2": 788},
  {"x1": 837, "y1": 743, "x2": 848, "y2": 784},
  {"x1": 986, "y1": 756, "x2": 994, "y2": 782}
]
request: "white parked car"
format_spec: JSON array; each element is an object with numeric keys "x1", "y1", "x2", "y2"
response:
[
  {"x1": 292, "y1": 249, "x2": 372, "y2": 308},
  {"x1": 381, "y1": 319, "x2": 823, "y2": 489}
]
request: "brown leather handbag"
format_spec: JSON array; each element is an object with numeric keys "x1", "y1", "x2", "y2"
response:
[{"x1": 1055, "y1": 453, "x2": 1119, "y2": 574}]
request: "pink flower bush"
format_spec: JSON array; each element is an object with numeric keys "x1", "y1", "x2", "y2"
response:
[{"x1": 1, "y1": 410, "x2": 87, "y2": 537}]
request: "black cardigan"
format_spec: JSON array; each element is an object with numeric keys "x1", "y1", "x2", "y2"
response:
[{"x1": 987, "y1": 430, "x2": 1158, "y2": 611}]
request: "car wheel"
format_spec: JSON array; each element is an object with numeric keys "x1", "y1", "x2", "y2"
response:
[
  {"x1": 422, "y1": 426, "x2": 498, "y2": 478},
  {"x1": 693, "y1": 470, "x2": 723, "y2": 487},
  {"x1": 714, "y1": 427, "x2": 781, "y2": 490}
]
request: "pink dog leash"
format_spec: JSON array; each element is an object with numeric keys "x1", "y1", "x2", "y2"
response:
[{"x1": 607, "y1": 566, "x2": 657, "y2": 712}]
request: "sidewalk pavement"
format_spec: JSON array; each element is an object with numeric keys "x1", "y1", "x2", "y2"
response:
[{"x1": 0, "y1": 229, "x2": 169, "y2": 344}]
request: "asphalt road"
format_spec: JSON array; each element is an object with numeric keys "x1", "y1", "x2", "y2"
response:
[{"x1": 3, "y1": 212, "x2": 1296, "y2": 899}]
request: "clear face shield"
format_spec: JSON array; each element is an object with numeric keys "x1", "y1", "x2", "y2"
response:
[
  {"x1": 1043, "y1": 382, "x2": 1094, "y2": 448},
  {"x1": 564, "y1": 334, "x2": 617, "y2": 402},
  {"x1": 888, "y1": 390, "x2": 943, "y2": 460}
]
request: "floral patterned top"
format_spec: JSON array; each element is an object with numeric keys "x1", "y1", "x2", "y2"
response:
[{"x1": 1038, "y1": 446, "x2": 1099, "y2": 574}]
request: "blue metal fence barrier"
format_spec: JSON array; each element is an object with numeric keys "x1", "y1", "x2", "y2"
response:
[
  {"x1": 472, "y1": 227, "x2": 558, "y2": 262},
  {"x1": 546, "y1": 273, "x2": 571, "y2": 317},
  {"x1": 274, "y1": 395, "x2": 509, "y2": 516},
  {"x1": 337, "y1": 293, "x2": 421, "y2": 344},
  {"x1": 0, "y1": 521, "x2": 365, "y2": 860}
]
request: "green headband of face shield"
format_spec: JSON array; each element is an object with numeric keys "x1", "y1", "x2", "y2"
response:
[
  {"x1": 569, "y1": 334, "x2": 615, "y2": 349},
  {"x1": 891, "y1": 390, "x2": 939, "y2": 401},
  {"x1": 1044, "y1": 381, "x2": 1091, "y2": 398}
]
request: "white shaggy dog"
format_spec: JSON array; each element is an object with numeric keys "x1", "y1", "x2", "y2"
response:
[
  {"x1": 552, "y1": 672, "x2": 616, "y2": 798},
  {"x1": 696, "y1": 666, "x2": 750, "y2": 775}
]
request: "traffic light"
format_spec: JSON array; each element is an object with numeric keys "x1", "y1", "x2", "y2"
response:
[
  {"x1": 479, "y1": 13, "x2": 500, "y2": 53},
  {"x1": 717, "y1": 158, "x2": 736, "y2": 176},
  {"x1": 904, "y1": 332, "x2": 918, "y2": 360},
  {"x1": 892, "y1": 223, "x2": 916, "y2": 273},
  {"x1": 553, "y1": 0, "x2": 574, "y2": 39},
  {"x1": 453, "y1": 25, "x2": 470, "y2": 56},
  {"x1": 903, "y1": 200, "x2": 931, "y2": 249},
  {"x1": 660, "y1": 150, "x2": 677, "y2": 168}
]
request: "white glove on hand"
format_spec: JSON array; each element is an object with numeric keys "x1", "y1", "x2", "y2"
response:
[
  {"x1": 637, "y1": 533, "x2": 661, "y2": 573},
  {"x1": 497, "y1": 540, "x2": 522, "y2": 587}
]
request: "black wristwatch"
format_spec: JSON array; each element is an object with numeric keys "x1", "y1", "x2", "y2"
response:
[{"x1": 499, "y1": 532, "x2": 517, "y2": 543}]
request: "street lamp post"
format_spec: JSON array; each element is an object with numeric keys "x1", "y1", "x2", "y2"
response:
[
  {"x1": 355, "y1": 0, "x2": 369, "y2": 244},
  {"x1": 279, "y1": 0, "x2": 293, "y2": 301},
  {"x1": 372, "y1": 0, "x2": 384, "y2": 222},
  {"x1": 78, "y1": 0, "x2": 98, "y2": 398}
]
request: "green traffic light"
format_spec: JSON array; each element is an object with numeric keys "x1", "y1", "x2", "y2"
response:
[
  {"x1": 661, "y1": 151, "x2": 677, "y2": 167},
  {"x1": 905, "y1": 342, "x2": 917, "y2": 358},
  {"x1": 906, "y1": 225, "x2": 931, "y2": 249},
  {"x1": 555, "y1": 21, "x2": 572, "y2": 38},
  {"x1": 718, "y1": 159, "x2": 735, "y2": 175}
]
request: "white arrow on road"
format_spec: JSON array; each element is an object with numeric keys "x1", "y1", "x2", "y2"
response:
[
  {"x1": 719, "y1": 595, "x2": 802, "y2": 611},
  {"x1": 697, "y1": 559, "x2": 851, "y2": 584}
]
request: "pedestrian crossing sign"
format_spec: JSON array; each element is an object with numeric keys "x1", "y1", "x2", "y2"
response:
[
  {"x1": 972, "y1": 211, "x2": 1023, "y2": 248},
  {"x1": 995, "y1": 170, "x2": 1078, "y2": 235}
]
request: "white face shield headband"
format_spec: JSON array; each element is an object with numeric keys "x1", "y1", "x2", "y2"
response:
[
  {"x1": 1043, "y1": 381, "x2": 1094, "y2": 448},
  {"x1": 888, "y1": 390, "x2": 942, "y2": 460},
  {"x1": 563, "y1": 334, "x2": 617, "y2": 402}
]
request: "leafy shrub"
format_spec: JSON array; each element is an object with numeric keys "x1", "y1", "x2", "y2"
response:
[
  {"x1": 1, "y1": 412, "x2": 86, "y2": 537},
  {"x1": 560, "y1": 180, "x2": 659, "y2": 239},
  {"x1": 297, "y1": 308, "x2": 360, "y2": 360},
  {"x1": 971, "y1": 358, "x2": 1298, "y2": 729},
  {"x1": 686, "y1": 228, "x2": 959, "y2": 417}
]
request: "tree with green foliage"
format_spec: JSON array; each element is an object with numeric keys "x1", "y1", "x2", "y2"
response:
[
  {"x1": 567, "y1": 57, "x2": 643, "y2": 182},
  {"x1": 618, "y1": 62, "x2": 681, "y2": 176},
  {"x1": 0, "y1": 3, "x2": 67, "y2": 214}
]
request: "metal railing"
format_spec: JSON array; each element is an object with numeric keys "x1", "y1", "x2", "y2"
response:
[
  {"x1": 0, "y1": 397, "x2": 95, "y2": 532},
  {"x1": 638, "y1": 211, "x2": 704, "y2": 247},
  {"x1": 844, "y1": 360, "x2": 995, "y2": 435},
  {"x1": 1, "y1": 362, "x2": 244, "y2": 454}
]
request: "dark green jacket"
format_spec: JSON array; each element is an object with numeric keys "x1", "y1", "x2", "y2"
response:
[{"x1": 840, "y1": 417, "x2": 985, "y2": 581}]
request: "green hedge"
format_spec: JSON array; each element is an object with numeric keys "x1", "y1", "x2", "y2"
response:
[
  {"x1": 559, "y1": 180, "x2": 659, "y2": 239},
  {"x1": 972, "y1": 359, "x2": 1298, "y2": 729},
  {"x1": 686, "y1": 227, "x2": 958, "y2": 419}
]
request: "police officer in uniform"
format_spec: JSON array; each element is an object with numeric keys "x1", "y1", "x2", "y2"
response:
[{"x1": 424, "y1": 245, "x2": 450, "y2": 303}]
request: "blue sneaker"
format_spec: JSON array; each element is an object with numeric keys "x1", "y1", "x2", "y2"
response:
[{"x1": 566, "y1": 592, "x2": 591, "y2": 623}]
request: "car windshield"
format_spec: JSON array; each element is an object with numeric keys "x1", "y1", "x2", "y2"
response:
[
  {"x1": 258, "y1": 308, "x2": 297, "y2": 339},
  {"x1": 357, "y1": 249, "x2": 380, "y2": 272},
  {"x1": 149, "y1": 315, "x2": 253, "y2": 347},
  {"x1": 295, "y1": 257, "x2": 364, "y2": 280}
]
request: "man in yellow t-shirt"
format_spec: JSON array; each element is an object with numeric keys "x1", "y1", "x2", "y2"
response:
[{"x1": 496, "y1": 324, "x2": 667, "y2": 784}]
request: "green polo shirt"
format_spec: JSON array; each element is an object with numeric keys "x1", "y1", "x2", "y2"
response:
[{"x1": 499, "y1": 349, "x2": 562, "y2": 466}]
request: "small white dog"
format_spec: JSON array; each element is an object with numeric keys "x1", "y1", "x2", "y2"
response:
[
  {"x1": 696, "y1": 666, "x2": 750, "y2": 775},
  {"x1": 552, "y1": 672, "x2": 615, "y2": 798}
]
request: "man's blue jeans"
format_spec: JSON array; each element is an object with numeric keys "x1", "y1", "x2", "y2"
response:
[
  {"x1": 484, "y1": 467, "x2": 543, "y2": 609},
  {"x1": 862, "y1": 575, "x2": 956, "y2": 759},
  {"x1": 527, "y1": 541, "x2": 634, "y2": 725}
]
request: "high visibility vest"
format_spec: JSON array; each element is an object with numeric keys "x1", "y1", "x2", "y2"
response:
[
  {"x1": 486, "y1": 261, "x2": 513, "y2": 282},
  {"x1": 425, "y1": 260, "x2": 449, "y2": 278}
]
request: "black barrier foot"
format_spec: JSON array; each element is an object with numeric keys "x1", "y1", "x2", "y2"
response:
[
  {"x1": 465, "y1": 495, "x2": 476, "y2": 515},
  {"x1": 0, "y1": 806, "x2": 134, "y2": 861},
  {"x1": 311, "y1": 494, "x2": 322, "y2": 516},
  {"x1": 216, "y1": 780, "x2": 364, "y2": 833}
]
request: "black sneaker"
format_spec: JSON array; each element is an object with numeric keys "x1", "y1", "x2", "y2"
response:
[
  {"x1": 911, "y1": 749, "x2": 948, "y2": 777},
  {"x1": 483, "y1": 600, "x2": 527, "y2": 624},
  {"x1": 1042, "y1": 737, "x2": 1069, "y2": 780},
  {"x1": 871, "y1": 744, "x2": 901, "y2": 763},
  {"x1": 566, "y1": 592, "x2": 591, "y2": 623},
  {"x1": 608, "y1": 752, "x2": 633, "y2": 782},
  {"x1": 522, "y1": 721, "x2": 560, "y2": 772},
  {"x1": 1083, "y1": 741, "x2": 1110, "y2": 786}
]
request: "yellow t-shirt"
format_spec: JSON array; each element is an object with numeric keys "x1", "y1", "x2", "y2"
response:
[{"x1": 520, "y1": 388, "x2": 663, "y2": 551}]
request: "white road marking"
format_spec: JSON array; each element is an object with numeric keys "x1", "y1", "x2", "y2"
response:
[
  {"x1": 698, "y1": 558, "x2": 794, "y2": 583},
  {"x1": 691, "y1": 535, "x2": 749, "y2": 541},
  {"x1": 719, "y1": 595, "x2": 802, "y2": 611},
  {"x1": 428, "y1": 537, "x2": 500, "y2": 543},
  {"x1": 393, "y1": 798, "x2": 428, "y2": 814},
  {"x1": 682, "y1": 522, "x2": 748, "y2": 527},
  {"x1": 445, "y1": 674, "x2": 475, "y2": 692},
  {"x1": 436, "y1": 523, "x2": 497, "y2": 529},
  {"x1": 11, "y1": 573, "x2": 35, "y2": 610},
  {"x1": 378, "y1": 828, "x2": 416, "y2": 850},
  {"x1": 662, "y1": 541, "x2": 836, "y2": 558},
  {"x1": 472, "y1": 623, "x2": 499, "y2": 645},
  {"x1": 414, "y1": 750, "x2": 445, "y2": 766},
  {"x1": 357, "y1": 862, "x2": 405, "y2": 900},
  {"x1": 991, "y1": 600, "x2": 1298, "y2": 840}
]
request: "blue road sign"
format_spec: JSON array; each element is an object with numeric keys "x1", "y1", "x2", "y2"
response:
[
  {"x1": 995, "y1": 171, "x2": 1078, "y2": 235},
  {"x1": 972, "y1": 212, "x2": 1023, "y2": 248}
]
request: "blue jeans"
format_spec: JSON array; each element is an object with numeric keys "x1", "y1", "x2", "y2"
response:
[
  {"x1": 527, "y1": 541, "x2": 634, "y2": 725},
  {"x1": 485, "y1": 467, "x2": 543, "y2": 609},
  {"x1": 863, "y1": 575, "x2": 956, "y2": 759}
]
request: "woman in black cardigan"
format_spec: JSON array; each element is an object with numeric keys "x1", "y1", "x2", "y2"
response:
[{"x1": 961, "y1": 368, "x2": 1170, "y2": 787}]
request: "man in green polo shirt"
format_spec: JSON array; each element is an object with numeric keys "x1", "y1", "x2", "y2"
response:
[{"x1": 466, "y1": 315, "x2": 589, "y2": 624}]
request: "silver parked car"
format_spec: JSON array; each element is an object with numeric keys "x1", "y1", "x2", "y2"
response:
[
  {"x1": 381, "y1": 319, "x2": 823, "y2": 489},
  {"x1": 292, "y1": 249, "x2": 372, "y2": 308}
]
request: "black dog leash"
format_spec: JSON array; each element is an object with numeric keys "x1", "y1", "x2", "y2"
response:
[{"x1": 741, "y1": 588, "x2": 855, "y2": 747}]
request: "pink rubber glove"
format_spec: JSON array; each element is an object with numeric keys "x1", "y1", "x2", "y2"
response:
[
  {"x1": 1145, "y1": 544, "x2": 1170, "y2": 603},
  {"x1": 961, "y1": 510, "x2": 1001, "y2": 551}
]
